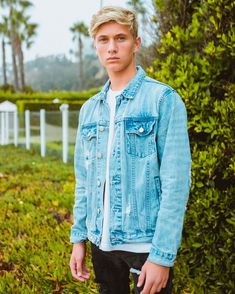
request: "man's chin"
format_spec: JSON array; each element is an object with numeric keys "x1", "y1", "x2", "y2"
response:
[{"x1": 105, "y1": 64, "x2": 125, "y2": 73}]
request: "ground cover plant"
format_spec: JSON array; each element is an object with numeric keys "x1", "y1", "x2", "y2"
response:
[
  {"x1": 0, "y1": 145, "x2": 98, "y2": 293},
  {"x1": 0, "y1": 145, "x2": 196, "y2": 294}
]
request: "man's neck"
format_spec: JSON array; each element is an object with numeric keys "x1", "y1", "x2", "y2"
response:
[{"x1": 108, "y1": 63, "x2": 137, "y2": 91}]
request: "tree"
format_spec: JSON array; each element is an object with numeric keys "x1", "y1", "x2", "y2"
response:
[
  {"x1": 127, "y1": 0, "x2": 147, "y2": 40},
  {"x1": 1, "y1": 0, "x2": 37, "y2": 91},
  {"x1": 127, "y1": 0, "x2": 156, "y2": 68},
  {"x1": 70, "y1": 21, "x2": 89, "y2": 90},
  {"x1": 0, "y1": 16, "x2": 8, "y2": 84},
  {"x1": 148, "y1": 0, "x2": 234, "y2": 292},
  {"x1": 9, "y1": 1, "x2": 37, "y2": 90},
  {"x1": 153, "y1": 0, "x2": 201, "y2": 35}
]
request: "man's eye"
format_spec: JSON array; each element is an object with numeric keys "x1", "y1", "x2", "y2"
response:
[
  {"x1": 117, "y1": 36, "x2": 125, "y2": 41},
  {"x1": 100, "y1": 38, "x2": 108, "y2": 42}
]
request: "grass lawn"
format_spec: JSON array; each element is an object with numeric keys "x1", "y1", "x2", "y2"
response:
[{"x1": 0, "y1": 145, "x2": 98, "y2": 293}]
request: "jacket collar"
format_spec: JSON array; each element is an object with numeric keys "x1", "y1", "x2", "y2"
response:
[{"x1": 98, "y1": 65, "x2": 146, "y2": 101}]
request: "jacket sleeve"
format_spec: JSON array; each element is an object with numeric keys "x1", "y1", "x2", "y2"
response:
[
  {"x1": 147, "y1": 89, "x2": 192, "y2": 267},
  {"x1": 70, "y1": 105, "x2": 88, "y2": 243}
]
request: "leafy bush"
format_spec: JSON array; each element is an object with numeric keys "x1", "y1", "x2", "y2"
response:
[
  {"x1": 0, "y1": 145, "x2": 98, "y2": 293},
  {"x1": 0, "y1": 145, "x2": 139, "y2": 293},
  {"x1": 0, "y1": 88, "x2": 100, "y2": 112},
  {"x1": 149, "y1": 0, "x2": 235, "y2": 293},
  {"x1": 0, "y1": 83, "x2": 15, "y2": 93}
]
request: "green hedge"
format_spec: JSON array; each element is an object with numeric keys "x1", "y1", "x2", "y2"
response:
[
  {"x1": 0, "y1": 88, "x2": 100, "y2": 112},
  {"x1": 149, "y1": 0, "x2": 234, "y2": 293},
  {"x1": 17, "y1": 100, "x2": 87, "y2": 112}
]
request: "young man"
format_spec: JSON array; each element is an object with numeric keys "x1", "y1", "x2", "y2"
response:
[{"x1": 70, "y1": 6, "x2": 191, "y2": 294}]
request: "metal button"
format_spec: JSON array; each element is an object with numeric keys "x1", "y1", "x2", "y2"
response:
[
  {"x1": 99, "y1": 126, "x2": 105, "y2": 132},
  {"x1": 97, "y1": 152, "x2": 102, "y2": 159},
  {"x1": 97, "y1": 208, "x2": 101, "y2": 214},
  {"x1": 97, "y1": 179, "x2": 101, "y2": 187},
  {"x1": 139, "y1": 127, "x2": 144, "y2": 133},
  {"x1": 87, "y1": 132, "x2": 91, "y2": 137}
]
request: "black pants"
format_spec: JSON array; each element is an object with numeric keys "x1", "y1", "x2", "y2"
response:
[{"x1": 91, "y1": 243, "x2": 173, "y2": 294}]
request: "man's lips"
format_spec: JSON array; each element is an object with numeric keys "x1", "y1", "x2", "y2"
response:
[{"x1": 107, "y1": 57, "x2": 120, "y2": 61}]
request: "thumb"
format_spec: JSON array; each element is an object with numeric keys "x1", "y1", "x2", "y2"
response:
[{"x1": 137, "y1": 270, "x2": 145, "y2": 287}]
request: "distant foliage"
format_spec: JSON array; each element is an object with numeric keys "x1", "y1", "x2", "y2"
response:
[
  {"x1": 0, "y1": 83, "x2": 15, "y2": 93},
  {"x1": 149, "y1": 0, "x2": 234, "y2": 293},
  {"x1": 24, "y1": 54, "x2": 107, "y2": 92},
  {"x1": 0, "y1": 88, "x2": 100, "y2": 112}
]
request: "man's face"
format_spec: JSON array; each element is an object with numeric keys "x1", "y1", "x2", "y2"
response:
[{"x1": 94, "y1": 21, "x2": 141, "y2": 73}]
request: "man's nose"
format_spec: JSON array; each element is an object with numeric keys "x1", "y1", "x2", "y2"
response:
[{"x1": 107, "y1": 40, "x2": 118, "y2": 53}]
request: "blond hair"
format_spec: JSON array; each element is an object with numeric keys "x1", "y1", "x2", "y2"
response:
[{"x1": 89, "y1": 6, "x2": 138, "y2": 38}]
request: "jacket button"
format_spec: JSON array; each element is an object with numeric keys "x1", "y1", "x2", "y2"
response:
[
  {"x1": 97, "y1": 179, "x2": 101, "y2": 187},
  {"x1": 97, "y1": 152, "x2": 102, "y2": 159},
  {"x1": 97, "y1": 208, "x2": 101, "y2": 214},
  {"x1": 139, "y1": 127, "x2": 144, "y2": 133},
  {"x1": 99, "y1": 126, "x2": 105, "y2": 132}
]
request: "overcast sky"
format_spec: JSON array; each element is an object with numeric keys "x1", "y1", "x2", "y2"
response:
[{"x1": 22, "y1": 0, "x2": 129, "y2": 62}]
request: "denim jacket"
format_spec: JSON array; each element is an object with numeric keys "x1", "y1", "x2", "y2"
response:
[{"x1": 70, "y1": 66, "x2": 191, "y2": 267}]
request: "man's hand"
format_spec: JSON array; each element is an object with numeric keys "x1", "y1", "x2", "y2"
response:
[
  {"x1": 137, "y1": 260, "x2": 170, "y2": 294},
  {"x1": 69, "y1": 242, "x2": 90, "y2": 282}
]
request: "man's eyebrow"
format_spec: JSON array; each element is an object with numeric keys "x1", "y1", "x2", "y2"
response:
[
  {"x1": 97, "y1": 35, "x2": 108, "y2": 38},
  {"x1": 115, "y1": 33, "x2": 127, "y2": 37},
  {"x1": 97, "y1": 33, "x2": 128, "y2": 38}
]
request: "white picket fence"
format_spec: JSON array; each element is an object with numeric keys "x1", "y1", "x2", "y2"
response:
[{"x1": 0, "y1": 101, "x2": 79, "y2": 163}]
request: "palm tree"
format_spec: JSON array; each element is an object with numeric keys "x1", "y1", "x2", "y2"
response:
[
  {"x1": 1, "y1": 0, "x2": 20, "y2": 90},
  {"x1": 10, "y1": 1, "x2": 37, "y2": 90},
  {"x1": 19, "y1": 21, "x2": 37, "y2": 88},
  {"x1": 8, "y1": 7, "x2": 20, "y2": 91},
  {"x1": 1, "y1": 0, "x2": 37, "y2": 91},
  {"x1": 11, "y1": 8, "x2": 37, "y2": 90},
  {"x1": 70, "y1": 21, "x2": 89, "y2": 90},
  {"x1": 0, "y1": 17, "x2": 9, "y2": 84}
]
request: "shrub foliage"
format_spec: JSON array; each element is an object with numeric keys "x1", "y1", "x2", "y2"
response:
[
  {"x1": 0, "y1": 146, "x2": 98, "y2": 293},
  {"x1": 0, "y1": 88, "x2": 99, "y2": 112},
  {"x1": 149, "y1": 0, "x2": 234, "y2": 292}
]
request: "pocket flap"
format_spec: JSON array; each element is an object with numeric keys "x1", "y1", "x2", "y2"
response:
[
  {"x1": 125, "y1": 118, "x2": 155, "y2": 136},
  {"x1": 81, "y1": 124, "x2": 97, "y2": 140}
]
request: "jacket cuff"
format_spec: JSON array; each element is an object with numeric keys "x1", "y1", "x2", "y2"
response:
[
  {"x1": 147, "y1": 246, "x2": 176, "y2": 267},
  {"x1": 70, "y1": 230, "x2": 87, "y2": 244}
]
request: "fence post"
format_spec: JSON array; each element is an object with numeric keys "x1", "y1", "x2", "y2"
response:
[
  {"x1": 40, "y1": 109, "x2": 46, "y2": 157},
  {"x1": 0, "y1": 112, "x2": 5, "y2": 145},
  {"x1": 5, "y1": 112, "x2": 9, "y2": 144},
  {"x1": 14, "y1": 111, "x2": 18, "y2": 147},
  {"x1": 60, "y1": 104, "x2": 69, "y2": 163},
  {"x1": 25, "y1": 110, "x2": 30, "y2": 150}
]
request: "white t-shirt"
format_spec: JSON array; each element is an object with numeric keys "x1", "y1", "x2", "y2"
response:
[{"x1": 99, "y1": 88, "x2": 151, "y2": 253}]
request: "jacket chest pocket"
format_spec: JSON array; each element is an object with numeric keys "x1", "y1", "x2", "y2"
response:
[
  {"x1": 125, "y1": 117, "x2": 156, "y2": 158},
  {"x1": 81, "y1": 123, "x2": 97, "y2": 160}
]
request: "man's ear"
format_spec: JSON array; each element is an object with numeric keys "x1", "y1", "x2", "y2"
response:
[{"x1": 134, "y1": 36, "x2": 141, "y2": 53}]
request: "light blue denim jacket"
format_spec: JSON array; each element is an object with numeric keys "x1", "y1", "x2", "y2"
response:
[{"x1": 70, "y1": 66, "x2": 191, "y2": 267}]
